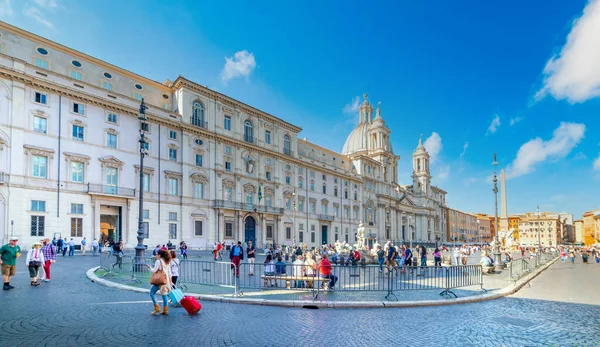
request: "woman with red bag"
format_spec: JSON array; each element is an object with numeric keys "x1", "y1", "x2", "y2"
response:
[{"x1": 146, "y1": 250, "x2": 172, "y2": 315}]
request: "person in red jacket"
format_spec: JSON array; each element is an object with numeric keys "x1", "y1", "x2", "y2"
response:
[{"x1": 318, "y1": 254, "x2": 337, "y2": 290}]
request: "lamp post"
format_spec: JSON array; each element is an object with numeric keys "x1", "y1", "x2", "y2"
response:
[
  {"x1": 452, "y1": 223, "x2": 456, "y2": 248},
  {"x1": 134, "y1": 98, "x2": 148, "y2": 270},
  {"x1": 292, "y1": 189, "x2": 297, "y2": 246},
  {"x1": 409, "y1": 215, "x2": 413, "y2": 249},
  {"x1": 477, "y1": 220, "x2": 480, "y2": 245},
  {"x1": 537, "y1": 205, "x2": 541, "y2": 252},
  {"x1": 492, "y1": 152, "x2": 502, "y2": 271}
]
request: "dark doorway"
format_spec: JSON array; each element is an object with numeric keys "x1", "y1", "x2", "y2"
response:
[
  {"x1": 402, "y1": 225, "x2": 406, "y2": 241},
  {"x1": 245, "y1": 216, "x2": 256, "y2": 245},
  {"x1": 321, "y1": 225, "x2": 328, "y2": 245}
]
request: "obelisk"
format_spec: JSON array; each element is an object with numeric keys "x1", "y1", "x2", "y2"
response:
[{"x1": 499, "y1": 169, "x2": 509, "y2": 231}]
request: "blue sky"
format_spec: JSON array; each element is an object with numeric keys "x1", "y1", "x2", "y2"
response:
[{"x1": 2, "y1": 0, "x2": 599, "y2": 218}]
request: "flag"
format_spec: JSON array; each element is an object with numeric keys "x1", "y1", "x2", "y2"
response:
[{"x1": 258, "y1": 186, "x2": 262, "y2": 202}]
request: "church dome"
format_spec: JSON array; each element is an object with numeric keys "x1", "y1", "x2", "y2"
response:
[{"x1": 342, "y1": 122, "x2": 369, "y2": 155}]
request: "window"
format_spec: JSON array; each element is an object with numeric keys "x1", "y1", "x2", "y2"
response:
[
  {"x1": 34, "y1": 91, "x2": 47, "y2": 105},
  {"x1": 322, "y1": 185, "x2": 326, "y2": 194},
  {"x1": 134, "y1": 83, "x2": 143, "y2": 90},
  {"x1": 225, "y1": 146, "x2": 232, "y2": 154},
  {"x1": 195, "y1": 139, "x2": 203, "y2": 146},
  {"x1": 143, "y1": 222, "x2": 149, "y2": 238},
  {"x1": 169, "y1": 148, "x2": 177, "y2": 161},
  {"x1": 334, "y1": 178, "x2": 338, "y2": 184},
  {"x1": 71, "y1": 162, "x2": 84, "y2": 183},
  {"x1": 194, "y1": 183, "x2": 204, "y2": 199},
  {"x1": 283, "y1": 135, "x2": 291, "y2": 155},
  {"x1": 299, "y1": 231, "x2": 304, "y2": 243},
  {"x1": 31, "y1": 200, "x2": 46, "y2": 212},
  {"x1": 224, "y1": 116, "x2": 231, "y2": 131},
  {"x1": 286, "y1": 227, "x2": 291, "y2": 240},
  {"x1": 266, "y1": 171, "x2": 271, "y2": 181},
  {"x1": 162, "y1": 102, "x2": 170, "y2": 110},
  {"x1": 310, "y1": 171, "x2": 315, "y2": 178},
  {"x1": 334, "y1": 187, "x2": 338, "y2": 197},
  {"x1": 169, "y1": 130, "x2": 177, "y2": 139},
  {"x1": 266, "y1": 195, "x2": 272, "y2": 207},
  {"x1": 32, "y1": 155, "x2": 48, "y2": 178},
  {"x1": 71, "y1": 60, "x2": 82, "y2": 67},
  {"x1": 143, "y1": 209, "x2": 150, "y2": 219},
  {"x1": 143, "y1": 173, "x2": 150, "y2": 192},
  {"x1": 169, "y1": 224, "x2": 177, "y2": 239},
  {"x1": 72, "y1": 103, "x2": 85, "y2": 115},
  {"x1": 168, "y1": 178, "x2": 178, "y2": 196},
  {"x1": 104, "y1": 168, "x2": 119, "y2": 194},
  {"x1": 33, "y1": 116, "x2": 47, "y2": 133},
  {"x1": 244, "y1": 120, "x2": 253, "y2": 143},
  {"x1": 354, "y1": 191, "x2": 358, "y2": 200},
  {"x1": 194, "y1": 221, "x2": 203, "y2": 236},
  {"x1": 298, "y1": 178, "x2": 303, "y2": 189},
  {"x1": 134, "y1": 93, "x2": 144, "y2": 101},
  {"x1": 37, "y1": 47, "x2": 49, "y2": 55},
  {"x1": 267, "y1": 225, "x2": 273, "y2": 239},
  {"x1": 311, "y1": 232, "x2": 315, "y2": 243},
  {"x1": 310, "y1": 201, "x2": 316, "y2": 214},
  {"x1": 102, "y1": 81, "x2": 113, "y2": 91},
  {"x1": 103, "y1": 72, "x2": 112, "y2": 79},
  {"x1": 321, "y1": 204, "x2": 327, "y2": 214},
  {"x1": 310, "y1": 180, "x2": 315, "y2": 191},
  {"x1": 107, "y1": 133, "x2": 117, "y2": 148},
  {"x1": 31, "y1": 216, "x2": 45, "y2": 237},
  {"x1": 70, "y1": 218, "x2": 83, "y2": 237},
  {"x1": 225, "y1": 222, "x2": 233, "y2": 238},
  {"x1": 192, "y1": 101, "x2": 205, "y2": 127},
  {"x1": 353, "y1": 209, "x2": 359, "y2": 220},
  {"x1": 298, "y1": 200, "x2": 304, "y2": 212},
  {"x1": 35, "y1": 57, "x2": 49, "y2": 69},
  {"x1": 168, "y1": 212, "x2": 177, "y2": 221},
  {"x1": 322, "y1": 174, "x2": 326, "y2": 180},
  {"x1": 246, "y1": 193, "x2": 254, "y2": 205},
  {"x1": 286, "y1": 175, "x2": 291, "y2": 184},
  {"x1": 225, "y1": 187, "x2": 233, "y2": 201},
  {"x1": 141, "y1": 123, "x2": 150, "y2": 132},
  {"x1": 70, "y1": 70, "x2": 82, "y2": 81},
  {"x1": 265, "y1": 130, "x2": 271, "y2": 144},
  {"x1": 72, "y1": 125, "x2": 84, "y2": 141},
  {"x1": 334, "y1": 206, "x2": 339, "y2": 217},
  {"x1": 285, "y1": 198, "x2": 292, "y2": 210},
  {"x1": 107, "y1": 113, "x2": 118, "y2": 123},
  {"x1": 195, "y1": 154, "x2": 203, "y2": 167},
  {"x1": 225, "y1": 161, "x2": 232, "y2": 172},
  {"x1": 345, "y1": 208, "x2": 350, "y2": 219},
  {"x1": 344, "y1": 190, "x2": 348, "y2": 199}
]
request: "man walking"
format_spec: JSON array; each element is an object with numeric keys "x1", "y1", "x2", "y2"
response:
[
  {"x1": 61, "y1": 238, "x2": 68, "y2": 256},
  {"x1": 81, "y1": 237, "x2": 87, "y2": 256},
  {"x1": 41, "y1": 238, "x2": 56, "y2": 282},
  {"x1": 247, "y1": 240, "x2": 256, "y2": 276},
  {"x1": 229, "y1": 241, "x2": 244, "y2": 278},
  {"x1": 92, "y1": 238, "x2": 99, "y2": 256},
  {"x1": 0, "y1": 237, "x2": 22, "y2": 290},
  {"x1": 68, "y1": 238, "x2": 75, "y2": 257}
]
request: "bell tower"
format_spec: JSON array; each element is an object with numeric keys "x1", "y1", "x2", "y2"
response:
[{"x1": 412, "y1": 135, "x2": 431, "y2": 195}]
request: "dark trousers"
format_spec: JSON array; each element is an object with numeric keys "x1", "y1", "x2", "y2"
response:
[
  {"x1": 62, "y1": 247, "x2": 67, "y2": 256},
  {"x1": 231, "y1": 256, "x2": 241, "y2": 276}
]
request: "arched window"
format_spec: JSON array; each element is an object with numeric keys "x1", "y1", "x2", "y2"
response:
[
  {"x1": 244, "y1": 120, "x2": 253, "y2": 143},
  {"x1": 191, "y1": 101, "x2": 205, "y2": 127},
  {"x1": 298, "y1": 177, "x2": 303, "y2": 189},
  {"x1": 283, "y1": 135, "x2": 291, "y2": 155}
]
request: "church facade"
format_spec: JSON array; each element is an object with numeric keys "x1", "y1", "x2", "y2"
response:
[{"x1": 0, "y1": 22, "x2": 447, "y2": 249}]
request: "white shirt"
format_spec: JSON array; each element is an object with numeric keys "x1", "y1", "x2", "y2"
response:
[
  {"x1": 92, "y1": 240, "x2": 99, "y2": 247},
  {"x1": 170, "y1": 258, "x2": 180, "y2": 277},
  {"x1": 292, "y1": 259, "x2": 304, "y2": 277},
  {"x1": 26, "y1": 248, "x2": 45, "y2": 265}
]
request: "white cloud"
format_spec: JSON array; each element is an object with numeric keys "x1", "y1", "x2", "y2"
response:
[
  {"x1": 424, "y1": 132, "x2": 442, "y2": 163},
  {"x1": 459, "y1": 141, "x2": 469, "y2": 159},
  {"x1": 0, "y1": 0, "x2": 14, "y2": 17},
  {"x1": 594, "y1": 153, "x2": 600, "y2": 171},
  {"x1": 342, "y1": 96, "x2": 360, "y2": 114},
  {"x1": 24, "y1": 6, "x2": 53, "y2": 28},
  {"x1": 220, "y1": 50, "x2": 256, "y2": 83},
  {"x1": 509, "y1": 117, "x2": 523, "y2": 126},
  {"x1": 573, "y1": 152, "x2": 587, "y2": 160},
  {"x1": 535, "y1": 0, "x2": 600, "y2": 103},
  {"x1": 437, "y1": 165, "x2": 450, "y2": 181},
  {"x1": 506, "y1": 122, "x2": 586, "y2": 179},
  {"x1": 33, "y1": 0, "x2": 57, "y2": 9},
  {"x1": 487, "y1": 115, "x2": 500, "y2": 134}
]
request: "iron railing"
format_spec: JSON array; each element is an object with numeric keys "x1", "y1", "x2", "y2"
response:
[
  {"x1": 87, "y1": 183, "x2": 135, "y2": 197},
  {"x1": 190, "y1": 117, "x2": 208, "y2": 129}
]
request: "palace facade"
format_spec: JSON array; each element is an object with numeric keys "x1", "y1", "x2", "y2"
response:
[{"x1": 0, "y1": 22, "x2": 448, "y2": 249}]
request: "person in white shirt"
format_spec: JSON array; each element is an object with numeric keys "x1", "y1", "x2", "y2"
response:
[
  {"x1": 169, "y1": 250, "x2": 180, "y2": 286},
  {"x1": 26, "y1": 243, "x2": 45, "y2": 286},
  {"x1": 292, "y1": 255, "x2": 305, "y2": 288},
  {"x1": 91, "y1": 239, "x2": 99, "y2": 256},
  {"x1": 80, "y1": 238, "x2": 87, "y2": 256},
  {"x1": 146, "y1": 250, "x2": 172, "y2": 315},
  {"x1": 453, "y1": 247, "x2": 460, "y2": 266}
]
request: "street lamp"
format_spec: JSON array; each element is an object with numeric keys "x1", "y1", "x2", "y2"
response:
[
  {"x1": 409, "y1": 215, "x2": 413, "y2": 249},
  {"x1": 452, "y1": 223, "x2": 456, "y2": 248},
  {"x1": 292, "y1": 189, "x2": 296, "y2": 246},
  {"x1": 537, "y1": 205, "x2": 541, "y2": 252},
  {"x1": 492, "y1": 152, "x2": 502, "y2": 271},
  {"x1": 135, "y1": 98, "x2": 148, "y2": 269},
  {"x1": 477, "y1": 220, "x2": 480, "y2": 245}
]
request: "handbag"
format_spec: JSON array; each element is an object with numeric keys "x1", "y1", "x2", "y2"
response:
[
  {"x1": 30, "y1": 260, "x2": 42, "y2": 267},
  {"x1": 150, "y1": 260, "x2": 167, "y2": 286}
]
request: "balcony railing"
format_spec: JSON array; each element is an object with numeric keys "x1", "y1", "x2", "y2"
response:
[
  {"x1": 0, "y1": 171, "x2": 8, "y2": 184},
  {"x1": 243, "y1": 134, "x2": 256, "y2": 144},
  {"x1": 190, "y1": 117, "x2": 208, "y2": 129},
  {"x1": 283, "y1": 148, "x2": 294, "y2": 157},
  {"x1": 318, "y1": 214, "x2": 335, "y2": 221},
  {"x1": 87, "y1": 184, "x2": 136, "y2": 197},
  {"x1": 212, "y1": 200, "x2": 284, "y2": 214}
]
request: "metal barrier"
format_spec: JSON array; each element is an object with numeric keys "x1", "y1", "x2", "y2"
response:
[{"x1": 507, "y1": 251, "x2": 558, "y2": 282}]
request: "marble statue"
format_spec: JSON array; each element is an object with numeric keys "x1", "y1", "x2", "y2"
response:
[{"x1": 355, "y1": 222, "x2": 366, "y2": 250}]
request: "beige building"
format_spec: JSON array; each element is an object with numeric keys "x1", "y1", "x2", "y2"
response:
[
  {"x1": 582, "y1": 210, "x2": 600, "y2": 246},
  {"x1": 574, "y1": 219, "x2": 584, "y2": 245},
  {"x1": 446, "y1": 208, "x2": 478, "y2": 243},
  {"x1": 476, "y1": 214, "x2": 492, "y2": 243},
  {"x1": 517, "y1": 212, "x2": 561, "y2": 247}
]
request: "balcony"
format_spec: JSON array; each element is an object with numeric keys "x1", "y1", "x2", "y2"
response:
[
  {"x1": 243, "y1": 134, "x2": 257, "y2": 144},
  {"x1": 0, "y1": 171, "x2": 8, "y2": 184},
  {"x1": 283, "y1": 148, "x2": 294, "y2": 157},
  {"x1": 318, "y1": 214, "x2": 335, "y2": 221},
  {"x1": 212, "y1": 200, "x2": 284, "y2": 215},
  {"x1": 87, "y1": 184, "x2": 136, "y2": 198},
  {"x1": 190, "y1": 117, "x2": 208, "y2": 129}
]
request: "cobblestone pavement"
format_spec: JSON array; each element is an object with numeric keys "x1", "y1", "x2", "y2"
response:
[{"x1": 1, "y1": 253, "x2": 598, "y2": 346}]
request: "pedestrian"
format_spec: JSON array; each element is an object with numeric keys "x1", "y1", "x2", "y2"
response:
[
  {"x1": 169, "y1": 250, "x2": 180, "y2": 286},
  {"x1": 217, "y1": 242, "x2": 223, "y2": 260},
  {"x1": 264, "y1": 254, "x2": 276, "y2": 287},
  {"x1": 377, "y1": 245, "x2": 385, "y2": 273},
  {"x1": 292, "y1": 254, "x2": 304, "y2": 288},
  {"x1": 387, "y1": 244, "x2": 399, "y2": 274},
  {"x1": 582, "y1": 250, "x2": 589, "y2": 264},
  {"x1": 318, "y1": 253, "x2": 337, "y2": 290},
  {"x1": 420, "y1": 246, "x2": 428, "y2": 267},
  {"x1": 229, "y1": 241, "x2": 244, "y2": 278},
  {"x1": 560, "y1": 248, "x2": 567, "y2": 262},
  {"x1": 61, "y1": 238, "x2": 68, "y2": 257},
  {"x1": 180, "y1": 242, "x2": 188, "y2": 260},
  {"x1": 453, "y1": 247, "x2": 460, "y2": 266},
  {"x1": 0, "y1": 237, "x2": 22, "y2": 290},
  {"x1": 161, "y1": 244, "x2": 167, "y2": 251},
  {"x1": 404, "y1": 246, "x2": 414, "y2": 274},
  {"x1": 41, "y1": 238, "x2": 56, "y2": 282},
  {"x1": 247, "y1": 240, "x2": 256, "y2": 276},
  {"x1": 167, "y1": 240, "x2": 173, "y2": 250},
  {"x1": 113, "y1": 241, "x2": 124, "y2": 269},
  {"x1": 433, "y1": 247, "x2": 442, "y2": 267},
  {"x1": 92, "y1": 238, "x2": 99, "y2": 256},
  {"x1": 153, "y1": 245, "x2": 160, "y2": 256},
  {"x1": 26, "y1": 242, "x2": 45, "y2": 286},
  {"x1": 146, "y1": 249, "x2": 172, "y2": 315},
  {"x1": 81, "y1": 237, "x2": 87, "y2": 256},
  {"x1": 569, "y1": 249, "x2": 575, "y2": 264},
  {"x1": 213, "y1": 242, "x2": 218, "y2": 260},
  {"x1": 68, "y1": 238, "x2": 75, "y2": 257}
]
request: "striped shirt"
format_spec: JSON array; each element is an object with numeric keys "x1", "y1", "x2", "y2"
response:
[{"x1": 42, "y1": 244, "x2": 56, "y2": 261}]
